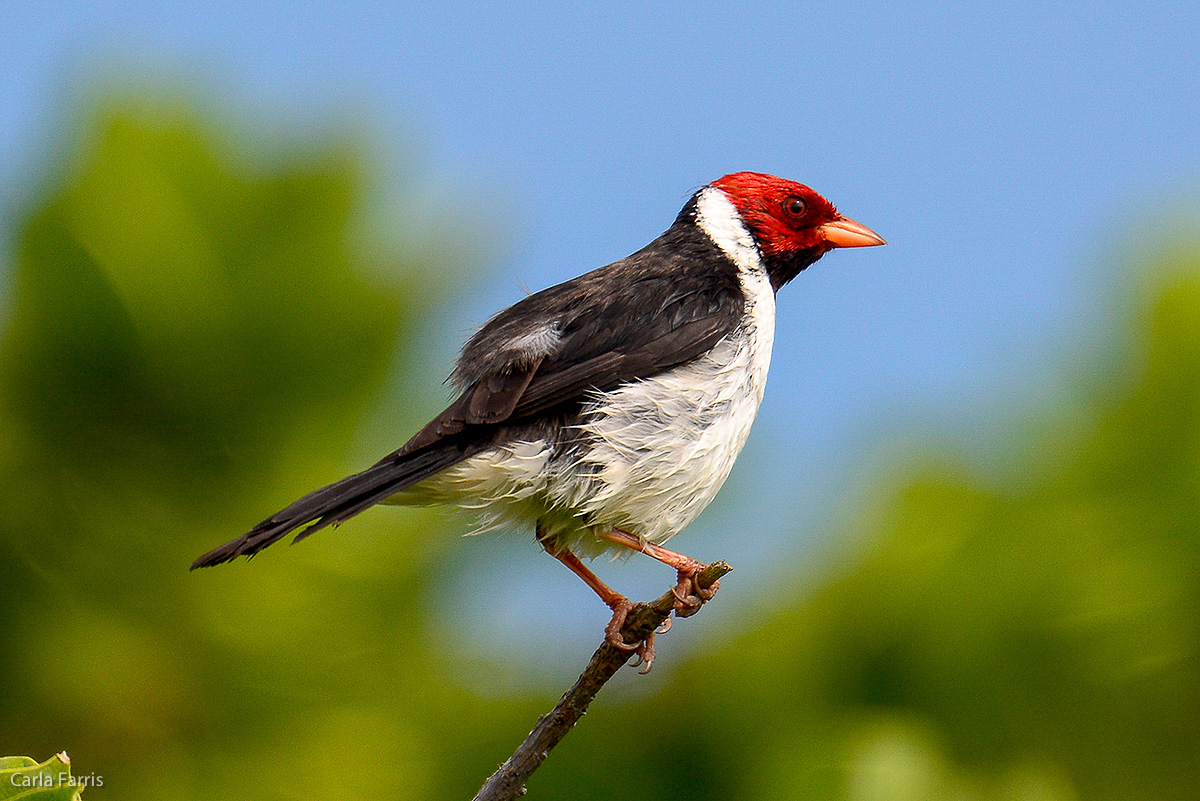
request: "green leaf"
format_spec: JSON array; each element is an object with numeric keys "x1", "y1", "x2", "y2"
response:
[{"x1": 0, "y1": 753, "x2": 85, "y2": 800}]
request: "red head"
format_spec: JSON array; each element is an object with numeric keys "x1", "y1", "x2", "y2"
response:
[{"x1": 712, "y1": 172, "x2": 884, "y2": 288}]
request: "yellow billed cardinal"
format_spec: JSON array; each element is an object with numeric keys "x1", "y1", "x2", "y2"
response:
[{"x1": 193, "y1": 172, "x2": 884, "y2": 668}]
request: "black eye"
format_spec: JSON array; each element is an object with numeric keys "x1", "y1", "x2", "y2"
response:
[{"x1": 785, "y1": 196, "x2": 806, "y2": 217}]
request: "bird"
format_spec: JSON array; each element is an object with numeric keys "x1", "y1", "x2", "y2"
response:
[{"x1": 192, "y1": 172, "x2": 884, "y2": 668}]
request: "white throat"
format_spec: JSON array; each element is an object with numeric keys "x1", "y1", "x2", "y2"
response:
[
  {"x1": 694, "y1": 186, "x2": 764, "y2": 274},
  {"x1": 692, "y1": 184, "x2": 777, "y2": 404}
]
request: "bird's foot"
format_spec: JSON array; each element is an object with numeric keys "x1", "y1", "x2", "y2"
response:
[
  {"x1": 603, "y1": 597, "x2": 639, "y2": 651},
  {"x1": 603, "y1": 597, "x2": 660, "y2": 673},
  {"x1": 627, "y1": 634, "x2": 657, "y2": 674},
  {"x1": 671, "y1": 561, "x2": 720, "y2": 619}
]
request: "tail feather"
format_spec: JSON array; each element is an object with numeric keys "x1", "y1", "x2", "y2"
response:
[{"x1": 191, "y1": 443, "x2": 473, "y2": 570}]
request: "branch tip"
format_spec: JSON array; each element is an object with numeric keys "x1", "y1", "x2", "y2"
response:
[{"x1": 472, "y1": 558, "x2": 733, "y2": 801}]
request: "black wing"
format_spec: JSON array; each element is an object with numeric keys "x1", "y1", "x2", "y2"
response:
[{"x1": 191, "y1": 205, "x2": 746, "y2": 569}]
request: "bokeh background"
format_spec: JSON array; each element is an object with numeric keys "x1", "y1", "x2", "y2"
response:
[{"x1": 3, "y1": 3, "x2": 1200, "y2": 799}]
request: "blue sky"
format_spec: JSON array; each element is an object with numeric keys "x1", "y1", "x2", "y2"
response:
[{"x1": 4, "y1": 2, "x2": 1199, "y2": 668}]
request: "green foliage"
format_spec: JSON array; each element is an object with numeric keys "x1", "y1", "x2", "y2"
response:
[
  {"x1": 1, "y1": 94, "x2": 1197, "y2": 800},
  {"x1": 0, "y1": 754, "x2": 84, "y2": 800},
  {"x1": 0, "y1": 98, "x2": 462, "y2": 800},
  {"x1": 2, "y1": 102, "x2": 401, "y2": 486}
]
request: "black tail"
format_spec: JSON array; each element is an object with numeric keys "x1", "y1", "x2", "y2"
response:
[{"x1": 191, "y1": 442, "x2": 473, "y2": 569}]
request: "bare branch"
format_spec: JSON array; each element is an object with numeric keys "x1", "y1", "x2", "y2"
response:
[{"x1": 472, "y1": 560, "x2": 732, "y2": 801}]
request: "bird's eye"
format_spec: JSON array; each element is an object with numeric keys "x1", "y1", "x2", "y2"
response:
[{"x1": 784, "y1": 196, "x2": 806, "y2": 217}]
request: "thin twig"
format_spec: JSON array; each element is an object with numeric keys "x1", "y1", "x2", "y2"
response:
[{"x1": 472, "y1": 560, "x2": 732, "y2": 801}]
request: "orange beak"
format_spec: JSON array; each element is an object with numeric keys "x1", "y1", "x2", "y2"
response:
[{"x1": 819, "y1": 217, "x2": 886, "y2": 248}]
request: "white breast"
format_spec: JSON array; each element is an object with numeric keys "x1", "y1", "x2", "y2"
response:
[{"x1": 550, "y1": 297, "x2": 773, "y2": 550}]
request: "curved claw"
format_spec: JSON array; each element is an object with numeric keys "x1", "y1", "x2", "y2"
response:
[
  {"x1": 672, "y1": 569, "x2": 720, "y2": 619},
  {"x1": 603, "y1": 600, "x2": 666, "y2": 672},
  {"x1": 604, "y1": 598, "x2": 640, "y2": 652},
  {"x1": 629, "y1": 633, "x2": 657, "y2": 673}
]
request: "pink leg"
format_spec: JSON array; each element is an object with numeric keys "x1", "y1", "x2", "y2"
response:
[
  {"x1": 538, "y1": 530, "x2": 657, "y2": 668},
  {"x1": 598, "y1": 529, "x2": 720, "y2": 618}
]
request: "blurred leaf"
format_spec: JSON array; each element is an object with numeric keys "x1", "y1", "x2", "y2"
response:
[
  {"x1": 0, "y1": 95, "x2": 460, "y2": 800},
  {"x1": 0, "y1": 753, "x2": 83, "y2": 800},
  {"x1": 0, "y1": 101, "x2": 402, "y2": 498}
]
